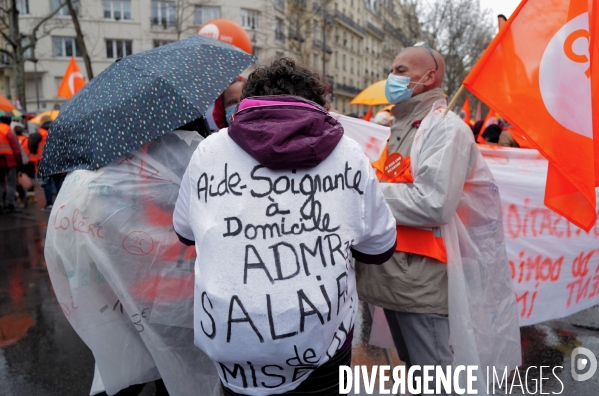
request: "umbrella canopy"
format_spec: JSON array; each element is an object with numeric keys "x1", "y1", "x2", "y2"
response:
[
  {"x1": 39, "y1": 35, "x2": 254, "y2": 176},
  {"x1": 350, "y1": 79, "x2": 389, "y2": 106},
  {"x1": 30, "y1": 110, "x2": 60, "y2": 125},
  {"x1": 0, "y1": 94, "x2": 15, "y2": 112}
]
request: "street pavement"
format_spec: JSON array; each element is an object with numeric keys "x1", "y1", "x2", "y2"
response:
[{"x1": 1, "y1": 187, "x2": 598, "y2": 395}]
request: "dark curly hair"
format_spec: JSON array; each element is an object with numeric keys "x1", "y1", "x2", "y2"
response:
[{"x1": 241, "y1": 57, "x2": 327, "y2": 106}]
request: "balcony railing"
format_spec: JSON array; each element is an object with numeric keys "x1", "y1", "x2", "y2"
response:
[
  {"x1": 366, "y1": 22, "x2": 385, "y2": 39},
  {"x1": 334, "y1": 83, "x2": 362, "y2": 95},
  {"x1": 334, "y1": 11, "x2": 365, "y2": 36},
  {"x1": 312, "y1": 38, "x2": 332, "y2": 54},
  {"x1": 150, "y1": 17, "x2": 177, "y2": 29},
  {"x1": 384, "y1": 21, "x2": 405, "y2": 43}
]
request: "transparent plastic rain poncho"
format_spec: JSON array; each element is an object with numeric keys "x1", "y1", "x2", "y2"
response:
[
  {"x1": 379, "y1": 100, "x2": 522, "y2": 391},
  {"x1": 44, "y1": 131, "x2": 220, "y2": 396}
]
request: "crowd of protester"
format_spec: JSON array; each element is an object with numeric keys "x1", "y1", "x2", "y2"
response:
[{"x1": 0, "y1": 113, "x2": 63, "y2": 214}]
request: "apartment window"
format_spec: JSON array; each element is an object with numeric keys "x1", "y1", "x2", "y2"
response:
[
  {"x1": 195, "y1": 6, "x2": 220, "y2": 25},
  {"x1": 51, "y1": 0, "x2": 78, "y2": 16},
  {"x1": 103, "y1": 1, "x2": 131, "y2": 20},
  {"x1": 275, "y1": 51, "x2": 285, "y2": 59},
  {"x1": 106, "y1": 39, "x2": 132, "y2": 59},
  {"x1": 153, "y1": 40, "x2": 174, "y2": 48},
  {"x1": 350, "y1": 57, "x2": 353, "y2": 73},
  {"x1": 342, "y1": 54, "x2": 346, "y2": 71},
  {"x1": 26, "y1": 76, "x2": 44, "y2": 100},
  {"x1": 275, "y1": 18, "x2": 285, "y2": 43},
  {"x1": 240, "y1": 9, "x2": 260, "y2": 29},
  {"x1": 53, "y1": 37, "x2": 82, "y2": 57},
  {"x1": 0, "y1": 52, "x2": 9, "y2": 66},
  {"x1": 17, "y1": 0, "x2": 29, "y2": 14},
  {"x1": 357, "y1": 60, "x2": 360, "y2": 76},
  {"x1": 334, "y1": 51, "x2": 338, "y2": 68},
  {"x1": 20, "y1": 35, "x2": 33, "y2": 59},
  {"x1": 313, "y1": 54, "x2": 319, "y2": 69},
  {"x1": 312, "y1": 20, "x2": 319, "y2": 40},
  {"x1": 274, "y1": 0, "x2": 285, "y2": 11},
  {"x1": 151, "y1": 1, "x2": 176, "y2": 27}
]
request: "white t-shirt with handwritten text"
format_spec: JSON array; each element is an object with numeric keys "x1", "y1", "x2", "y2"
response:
[{"x1": 174, "y1": 130, "x2": 395, "y2": 395}]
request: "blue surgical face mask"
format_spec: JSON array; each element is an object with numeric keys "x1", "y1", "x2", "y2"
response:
[
  {"x1": 385, "y1": 73, "x2": 429, "y2": 104},
  {"x1": 225, "y1": 104, "x2": 237, "y2": 124}
]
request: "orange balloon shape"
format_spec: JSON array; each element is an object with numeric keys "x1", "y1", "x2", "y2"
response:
[{"x1": 197, "y1": 18, "x2": 253, "y2": 55}]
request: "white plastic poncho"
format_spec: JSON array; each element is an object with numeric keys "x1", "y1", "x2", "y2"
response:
[
  {"x1": 380, "y1": 100, "x2": 522, "y2": 391},
  {"x1": 44, "y1": 131, "x2": 220, "y2": 396}
]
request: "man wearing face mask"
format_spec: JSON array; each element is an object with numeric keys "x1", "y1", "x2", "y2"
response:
[
  {"x1": 356, "y1": 44, "x2": 521, "y2": 394},
  {"x1": 212, "y1": 76, "x2": 245, "y2": 129}
]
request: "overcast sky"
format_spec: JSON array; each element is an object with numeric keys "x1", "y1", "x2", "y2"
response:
[{"x1": 479, "y1": 0, "x2": 522, "y2": 19}]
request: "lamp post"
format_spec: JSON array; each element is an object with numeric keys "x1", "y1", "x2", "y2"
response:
[
  {"x1": 321, "y1": 0, "x2": 327, "y2": 78},
  {"x1": 251, "y1": 23, "x2": 257, "y2": 61},
  {"x1": 32, "y1": 58, "x2": 40, "y2": 111}
]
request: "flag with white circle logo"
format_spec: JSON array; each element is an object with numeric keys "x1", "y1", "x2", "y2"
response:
[{"x1": 464, "y1": 0, "x2": 598, "y2": 231}]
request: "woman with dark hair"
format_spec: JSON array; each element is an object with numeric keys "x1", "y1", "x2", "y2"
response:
[
  {"x1": 212, "y1": 76, "x2": 246, "y2": 129},
  {"x1": 174, "y1": 58, "x2": 396, "y2": 395}
]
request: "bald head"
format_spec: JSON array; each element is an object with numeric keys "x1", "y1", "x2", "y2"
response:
[{"x1": 389, "y1": 46, "x2": 445, "y2": 96}]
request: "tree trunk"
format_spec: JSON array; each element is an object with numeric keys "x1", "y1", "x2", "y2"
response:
[
  {"x1": 8, "y1": 0, "x2": 26, "y2": 111},
  {"x1": 66, "y1": 0, "x2": 94, "y2": 80},
  {"x1": 13, "y1": 52, "x2": 26, "y2": 111}
]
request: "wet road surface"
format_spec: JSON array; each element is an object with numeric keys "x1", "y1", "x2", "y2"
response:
[{"x1": 1, "y1": 190, "x2": 598, "y2": 395}]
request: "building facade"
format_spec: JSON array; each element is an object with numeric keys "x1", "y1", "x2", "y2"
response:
[{"x1": 1, "y1": 0, "x2": 410, "y2": 114}]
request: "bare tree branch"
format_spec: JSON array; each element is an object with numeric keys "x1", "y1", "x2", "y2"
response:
[
  {"x1": 0, "y1": 47, "x2": 13, "y2": 58},
  {"x1": 398, "y1": 0, "x2": 494, "y2": 99},
  {"x1": 28, "y1": 0, "x2": 68, "y2": 46}
]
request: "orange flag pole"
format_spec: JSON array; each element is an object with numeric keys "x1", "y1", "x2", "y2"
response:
[{"x1": 443, "y1": 85, "x2": 465, "y2": 116}]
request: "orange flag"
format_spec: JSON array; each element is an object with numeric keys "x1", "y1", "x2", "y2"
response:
[
  {"x1": 460, "y1": 96, "x2": 471, "y2": 126},
  {"x1": 57, "y1": 57, "x2": 86, "y2": 99},
  {"x1": 475, "y1": 101, "x2": 482, "y2": 121},
  {"x1": 464, "y1": 0, "x2": 596, "y2": 231},
  {"x1": 363, "y1": 106, "x2": 373, "y2": 121}
]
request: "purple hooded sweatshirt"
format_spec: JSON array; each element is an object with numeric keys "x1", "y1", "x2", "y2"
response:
[{"x1": 228, "y1": 95, "x2": 344, "y2": 170}]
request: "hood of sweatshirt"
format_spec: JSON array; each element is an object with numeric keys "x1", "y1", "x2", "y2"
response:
[{"x1": 227, "y1": 95, "x2": 344, "y2": 170}]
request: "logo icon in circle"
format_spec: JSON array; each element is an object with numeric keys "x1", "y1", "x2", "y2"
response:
[
  {"x1": 122, "y1": 231, "x2": 155, "y2": 256},
  {"x1": 539, "y1": 13, "x2": 592, "y2": 139},
  {"x1": 571, "y1": 347, "x2": 597, "y2": 381},
  {"x1": 197, "y1": 23, "x2": 220, "y2": 40}
]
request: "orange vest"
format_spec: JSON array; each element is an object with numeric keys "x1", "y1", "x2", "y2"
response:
[
  {"x1": 17, "y1": 135, "x2": 30, "y2": 156},
  {"x1": 0, "y1": 124, "x2": 13, "y2": 155},
  {"x1": 373, "y1": 145, "x2": 448, "y2": 264},
  {"x1": 29, "y1": 127, "x2": 48, "y2": 162}
]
